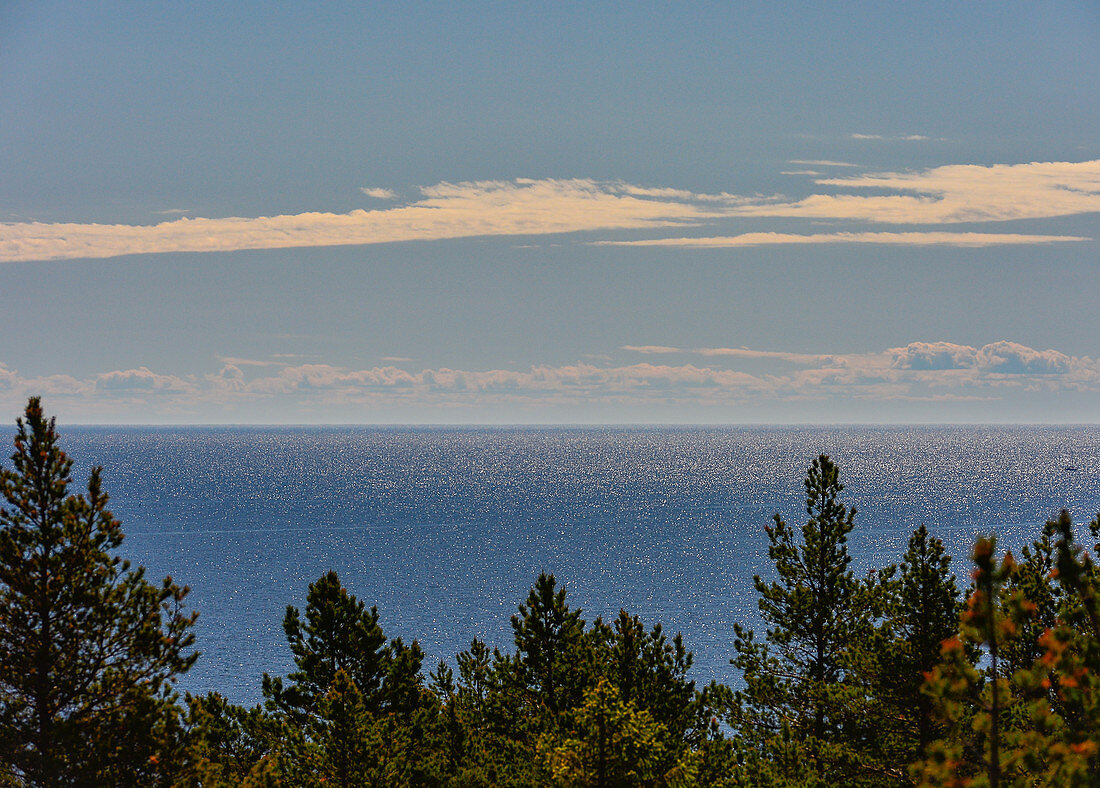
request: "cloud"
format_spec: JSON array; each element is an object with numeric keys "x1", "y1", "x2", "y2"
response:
[
  {"x1": 620, "y1": 345, "x2": 684, "y2": 355},
  {"x1": 597, "y1": 231, "x2": 1090, "y2": 248},
  {"x1": 788, "y1": 159, "x2": 862, "y2": 167},
  {"x1": 888, "y1": 341, "x2": 1086, "y2": 380},
  {"x1": 788, "y1": 159, "x2": 1100, "y2": 224},
  {"x1": 891, "y1": 341, "x2": 1077, "y2": 375},
  {"x1": 0, "y1": 179, "x2": 724, "y2": 263},
  {"x1": 622, "y1": 345, "x2": 838, "y2": 364},
  {"x1": 217, "y1": 356, "x2": 290, "y2": 367},
  {"x1": 359, "y1": 187, "x2": 398, "y2": 199},
  {"x1": 980, "y1": 341, "x2": 1074, "y2": 375},
  {"x1": 0, "y1": 363, "x2": 18, "y2": 391},
  {"x1": 1, "y1": 341, "x2": 1096, "y2": 420},
  {"x1": 94, "y1": 366, "x2": 192, "y2": 392},
  {"x1": 890, "y1": 342, "x2": 979, "y2": 371},
  {"x1": 618, "y1": 341, "x2": 1099, "y2": 391},
  {"x1": 849, "y1": 133, "x2": 932, "y2": 141},
  {"x1": 616, "y1": 184, "x2": 750, "y2": 203},
  {"x1": 1, "y1": 159, "x2": 1097, "y2": 262}
]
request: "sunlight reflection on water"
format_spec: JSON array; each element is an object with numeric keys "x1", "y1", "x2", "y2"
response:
[{"x1": 60, "y1": 425, "x2": 1100, "y2": 705}]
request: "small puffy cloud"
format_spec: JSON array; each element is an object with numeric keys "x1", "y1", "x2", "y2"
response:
[
  {"x1": 979, "y1": 341, "x2": 1075, "y2": 375},
  {"x1": 359, "y1": 187, "x2": 398, "y2": 199},
  {"x1": 891, "y1": 342, "x2": 981, "y2": 370},
  {"x1": 94, "y1": 366, "x2": 190, "y2": 392},
  {"x1": 788, "y1": 160, "x2": 861, "y2": 167},
  {"x1": 209, "y1": 364, "x2": 247, "y2": 393},
  {"x1": 0, "y1": 363, "x2": 17, "y2": 391},
  {"x1": 850, "y1": 133, "x2": 931, "y2": 141}
]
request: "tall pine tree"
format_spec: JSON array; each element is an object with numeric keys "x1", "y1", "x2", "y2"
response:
[
  {"x1": 260, "y1": 570, "x2": 432, "y2": 785},
  {"x1": 0, "y1": 397, "x2": 197, "y2": 786},
  {"x1": 856, "y1": 525, "x2": 963, "y2": 782},
  {"x1": 732, "y1": 454, "x2": 867, "y2": 783}
]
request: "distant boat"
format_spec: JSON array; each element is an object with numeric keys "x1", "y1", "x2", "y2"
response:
[{"x1": 1065, "y1": 466, "x2": 1080, "y2": 472}]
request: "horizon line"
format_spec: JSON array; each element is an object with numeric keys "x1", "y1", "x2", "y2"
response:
[{"x1": 57, "y1": 421, "x2": 1100, "y2": 428}]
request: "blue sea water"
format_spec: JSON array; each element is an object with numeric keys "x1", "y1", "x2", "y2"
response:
[{"x1": 55, "y1": 426, "x2": 1100, "y2": 706}]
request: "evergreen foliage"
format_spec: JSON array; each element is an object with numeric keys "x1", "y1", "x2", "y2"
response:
[
  {"x1": 259, "y1": 570, "x2": 434, "y2": 784},
  {"x1": 540, "y1": 677, "x2": 673, "y2": 786},
  {"x1": 0, "y1": 398, "x2": 197, "y2": 786},
  {"x1": 508, "y1": 572, "x2": 590, "y2": 725},
  {"x1": 855, "y1": 524, "x2": 964, "y2": 781},
  {"x1": 731, "y1": 454, "x2": 870, "y2": 784},
  {"x1": 916, "y1": 512, "x2": 1100, "y2": 786}
]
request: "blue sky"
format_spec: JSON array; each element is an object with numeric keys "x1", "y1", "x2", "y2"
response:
[{"x1": 1, "y1": 1, "x2": 1098, "y2": 423}]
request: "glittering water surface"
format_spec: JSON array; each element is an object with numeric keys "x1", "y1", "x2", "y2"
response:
[{"x1": 58, "y1": 426, "x2": 1100, "y2": 705}]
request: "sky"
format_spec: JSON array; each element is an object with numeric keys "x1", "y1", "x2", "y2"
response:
[{"x1": 0, "y1": 1, "x2": 1098, "y2": 424}]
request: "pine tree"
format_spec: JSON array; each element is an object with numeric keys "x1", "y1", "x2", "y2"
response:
[
  {"x1": 262, "y1": 570, "x2": 424, "y2": 722},
  {"x1": 447, "y1": 638, "x2": 528, "y2": 786},
  {"x1": 261, "y1": 570, "x2": 431, "y2": 785},
  {"x1": 918, "y1": 513, "x2": 1100, "y2": 786},
  {"x1": 855, "y1": 525, "x2": 963, "y2": 782},
  {"x1": 1036, "y1": 509, "x2": 1100, "y2": 780},
  {"x1": 540, "y1": 677, "x2": 673, "y2": 787},
  {"x1": 508, "y1": 572, "x2": 590, "y2": 725},
  {"x1": 917, "y1": 536, "x2": 1021, "y2": 787},
  {"x1": 595, "y1": 609, "x2": 704, "y2": 774},
  {"x1": 177, "y1": 693, "x2": 279, "y2": 787},
  {"x1": 0, "y1": 397, "x2": 197, "y2": 786},
  {"x1": 731, "y1": 454, "x2": 867, "y2": 783}
]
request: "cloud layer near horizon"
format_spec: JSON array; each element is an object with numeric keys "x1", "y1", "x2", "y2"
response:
[
  {"x1": 1, "y1": 159, "x2": 1097, "y2": 262},
  {"x1": 597, "y1": 231, "x2": 1089, "y2": 248},
  {"x1": 2, "y1": 340, "x2": 1096, "y2": 419}
]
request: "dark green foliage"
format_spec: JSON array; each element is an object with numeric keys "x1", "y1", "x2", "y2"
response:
[
  {"x1": 541, "y1": 677, "x2": 672, "y2": 785},
  {"x1": 854, "y1": 525, "x2": 964, "y2": 781},
  {"x1": 0, "y1": 398, "x2": 197, "y2": 787},
  {"x1": 731, "y1": 454, "x2": 869, "y2": 783},
  {"x1": 263, "y1": 570, "x2": 391, "y2": 719},
  {"x1": 729, "y1": 458, "x2": 972, "y2": 786},
  {"x1": 604, "y1": 610, "x2": 697, "y2": 733},
  {"x1": 509, "y1": 572, "x2": 590, "y2": 723},
  {"x1": 419, "y1": 573, "x2": 725, "y2": 786},
  {"x1": 177, "y1": 693, "x2": 278, "y2": 786},
  {"x1": 594, "y1": 609, "x2": 709, "y2": 775},
  {"x1": 260, "y1": 570, "x2": 435, "y2": 785},
  {"x1": 891, "y1": 525, "x2": 963, "y2": 749}
]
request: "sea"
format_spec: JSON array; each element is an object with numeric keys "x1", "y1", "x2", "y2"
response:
[{"x1": 56, "y1": 426, "x2": 1100, "y2": 707}]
